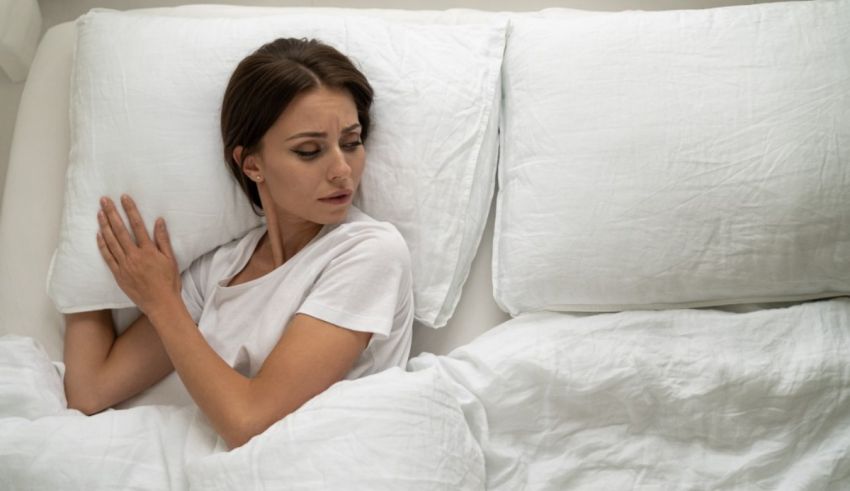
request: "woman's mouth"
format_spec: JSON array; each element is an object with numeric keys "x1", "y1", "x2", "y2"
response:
[{"x1": 319, "y1": 190, "x2": 352, "y2": 205}]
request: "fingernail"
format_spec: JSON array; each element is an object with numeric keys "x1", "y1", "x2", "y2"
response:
[{"x1": 100, "y1": 197, "x2": 107, "y2": 207}]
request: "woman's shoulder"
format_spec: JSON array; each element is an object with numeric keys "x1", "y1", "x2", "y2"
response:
[{"x1": 324, "y1": 207, "x2": 411, "y2": 264}]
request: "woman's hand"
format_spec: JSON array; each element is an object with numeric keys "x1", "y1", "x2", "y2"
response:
[{"x1": 97, "y1": 195, "x2": 181, "y2": 316}]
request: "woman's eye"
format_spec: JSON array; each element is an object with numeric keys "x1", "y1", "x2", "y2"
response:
[
  {"x1": 292, "y1": 148, "x2": 321, "y2": 160},
  {"x1": 342, "y1": 140, "x2": 363, "y2": 152}
]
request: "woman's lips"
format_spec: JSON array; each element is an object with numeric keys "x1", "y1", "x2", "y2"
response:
[{"x1": 319, "y1": 191, "x2": 352, "y2": 205}]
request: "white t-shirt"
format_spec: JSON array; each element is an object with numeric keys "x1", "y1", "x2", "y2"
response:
[{"x1": 180, "y1": 206, "x2": 414, "y2": 380}]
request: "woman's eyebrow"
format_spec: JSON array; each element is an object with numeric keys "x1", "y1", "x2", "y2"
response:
[
  {"x1": 285, "y1": 124, "x2": 361, "y2": 141},
  {"x1": 285, "y1": 131, "x2": 325, "y2": 141}
]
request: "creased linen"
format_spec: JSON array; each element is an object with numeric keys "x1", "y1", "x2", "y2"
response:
[{"x1": 3, "y1": 299, "x2": 850, "y2": 489}]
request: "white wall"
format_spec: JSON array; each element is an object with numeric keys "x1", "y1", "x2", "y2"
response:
[
  {"x1": 0, "y1": 82, "x2": 23, "y2": 203},
  {"x1": 38, "y1": 0, "x2": 787, "y2": 27},
  {"x1": 0, "y1": 0, "x2": 786, "y2": 206}
]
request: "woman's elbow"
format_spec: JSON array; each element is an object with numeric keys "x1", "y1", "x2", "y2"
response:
[
  {"x1": 222, "y1": 421, "x2": 264, "y2": 449},
  {"x1": 66, "y1": 394, "x2": 105, "y2": 415},
  {"x1": 221, "y1": 412, "x2": 287, "y2": 450},
  {"x1": 64, "y1": 377, "x2": 108, "y2": 415},
  {"x1": 223, "y1": 431, "x2": 251, "y2": 450}
]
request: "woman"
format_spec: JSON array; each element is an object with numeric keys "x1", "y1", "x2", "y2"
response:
[{"x1": 62, "y1": 38, "x2": 414, "y2": 449}]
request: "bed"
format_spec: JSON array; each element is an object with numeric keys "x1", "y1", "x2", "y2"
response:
[{"x1": 1, "y1": 2, "x2": 849, "y2": 489}]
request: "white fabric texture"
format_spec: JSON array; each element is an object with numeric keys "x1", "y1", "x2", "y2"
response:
[
  {"x1": 47, "y1": 10, "x2": 506, "y2": 329},
  {"x1": 0, "y1": 336, "x2": 66, "y2": 420},
  {"x1": 3, "y1": 299, "x2": 850, "y2": 489},
  {"x1": 409, "y1": 299, "x2": 850, "y2": 489},
  {"x1": 180, "y1": 206, "x2": 413, "y2": 381},
  {"x1": 495, "y1": 0, "x2": 850, "y2": 315}
]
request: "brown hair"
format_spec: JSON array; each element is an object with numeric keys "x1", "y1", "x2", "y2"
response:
[{"x1": 221, "y1": 38, "x2": 373, "y2": 213}]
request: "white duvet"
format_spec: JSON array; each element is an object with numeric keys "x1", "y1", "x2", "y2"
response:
[{"x1": 2, "y1": 299, "x2": 850, "y2": 490}]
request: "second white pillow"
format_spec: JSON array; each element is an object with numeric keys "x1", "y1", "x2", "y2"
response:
[{"x1": 496, "y1": 1, "x2": 850, "y2": 315}]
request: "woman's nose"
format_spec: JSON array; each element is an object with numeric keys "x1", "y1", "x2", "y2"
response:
[{"x1": 328, "y1": 147, "x2": 352, "y2": 181}]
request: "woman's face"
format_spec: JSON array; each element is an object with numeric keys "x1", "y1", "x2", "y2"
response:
[{"x1": 246, "y1": 86, "x2": 365, "y2": 226}]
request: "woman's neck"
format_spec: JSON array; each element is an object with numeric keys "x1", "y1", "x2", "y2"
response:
[{"x1": 262, "y1": 212, "x2": 323, "y2": 268}]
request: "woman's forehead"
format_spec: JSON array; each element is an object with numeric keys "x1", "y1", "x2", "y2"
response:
[{"x1": 276, "y1": 87, "x2": 358, "y2": 133}]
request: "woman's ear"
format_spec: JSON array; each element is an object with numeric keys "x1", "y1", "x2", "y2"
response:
[
  {"x1": 232, "y1": 146, "x2": 244, "y2": 166},
  {"x1": 234, "y1": 146, "x2": 262, "y2": 182}
]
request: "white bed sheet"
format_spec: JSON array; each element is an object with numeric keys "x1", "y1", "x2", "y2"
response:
[{"x1": 2, "y1": 298, "x2": 849, "y2": 489}]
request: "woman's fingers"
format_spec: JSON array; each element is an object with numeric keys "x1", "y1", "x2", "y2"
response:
[
  {"x1": 99, "y1": 196, "x2": 151, "y2": 253},
  {"x1": 100, "y1": 197, "x2": 136, "y2": 252},
  {"x1": 154, "y1": 218, "x2": 177, "y2": 262},
  {"x1": 120, "y1": 195, "x2": 153, "y2": 246},
  {"x1": 96, "y1": 230, "x2": 121, "y2": 273},
  {"x1": 97, "y1": 209, "x2": 126, "y2": 263},
  {"x1": 94, "y1": 196, "x2": 180, "y2": 311}
]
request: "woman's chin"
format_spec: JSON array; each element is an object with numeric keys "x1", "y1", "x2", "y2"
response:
[{"x1": 316, "y1": 205, "x2": 351, "y2": 225}]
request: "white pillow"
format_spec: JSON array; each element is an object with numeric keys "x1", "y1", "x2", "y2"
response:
[
  {"x1": 495, "y1": 0, "x2": 850, "y2": 315},
  {"x1": 47, "y1": 10, "x2": 505, "y2": 328}
]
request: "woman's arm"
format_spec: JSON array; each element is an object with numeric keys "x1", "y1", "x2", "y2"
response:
[
  {"x1": 146, "y1": 300, "x2": 370, "y2": 449},
  {"x1": 98, "y1": 195, "x2": 371, "y2": 448},
  {"x1": 63, "y1": 310, "x2": 174, "y2": 414}
]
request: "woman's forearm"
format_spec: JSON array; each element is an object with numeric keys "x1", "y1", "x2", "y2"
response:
[
  {"x1": 63, "y1": 310, "x2": 175, "y2": 414},
  {"x1": 146, "y1": 296, "x2": 369, "y2": 450},
  {"x1": 63, "y1": 310, "x2": 116, "y2": 413},
  {"x1": 145, "y1": 298, "x2": 264, "y2": 448}
]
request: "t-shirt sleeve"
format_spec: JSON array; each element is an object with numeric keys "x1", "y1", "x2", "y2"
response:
[
  {"x1": 180, "y1": 250, "x2": 214, "y2": 323},
  {"x1": 296, "y1": 226, "x2": 412, "y2": 339}
]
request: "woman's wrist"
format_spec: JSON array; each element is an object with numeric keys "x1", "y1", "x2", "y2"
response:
[{"x1": 143, "y1": 294, "x2": 191, "y2": 331}]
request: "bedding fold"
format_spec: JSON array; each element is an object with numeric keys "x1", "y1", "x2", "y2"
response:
[
  {"x1": 2, "y1": 298, "x2": 850, "y2": 489},
  {"x1": 411, "y1": 299, "x2": 850, "y2": 489}
]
